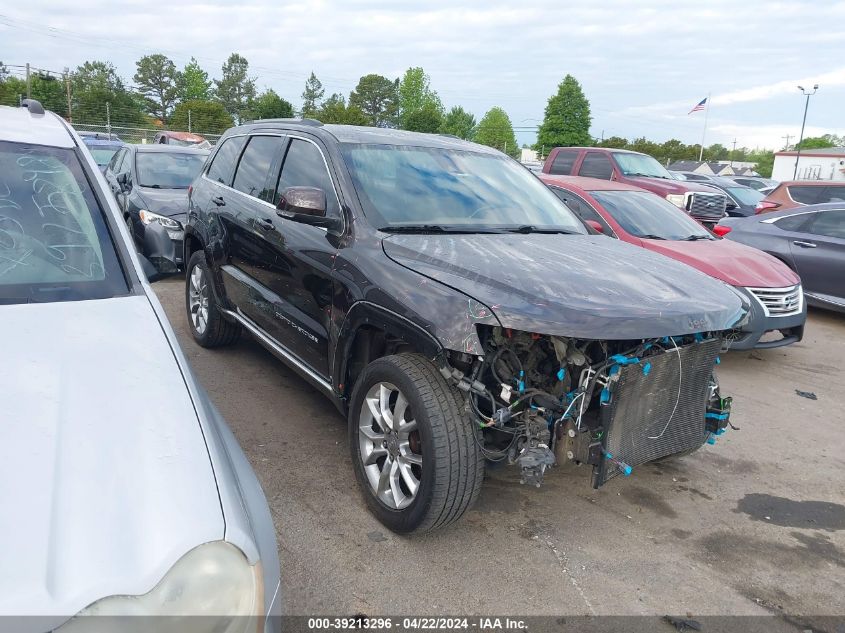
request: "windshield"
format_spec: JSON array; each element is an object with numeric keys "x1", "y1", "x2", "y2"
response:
[
  {"x1": 727, "y1": 186, "x2": 765, "y2": 205},
  {"x1": 136, "y1": 151, "x2": 207, "y2": 189},
  {"x1": 88, "y1": 146, "x2": 122, "y2": 166},
  {"x1": 341, "y1": 143, "x2": 585, "y2": 233},
  {"x1": 591, "y1": 190, "x2": 712, "y2": 240},
  {"x1": 614, "y1": 153, "x2": 672, "y2": 179},
  {"x1": 0, "y1": 141, "x2": 128, "y2": 304}
]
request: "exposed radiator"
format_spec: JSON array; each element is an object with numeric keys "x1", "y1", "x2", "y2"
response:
[{"x1": 593, "y1": 337, "x2": 721, "y2": 487}]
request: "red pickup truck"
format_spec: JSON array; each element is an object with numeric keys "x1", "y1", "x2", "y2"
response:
[{"x1": 542, "y1": 147, "x2": 729, "y2": 225}]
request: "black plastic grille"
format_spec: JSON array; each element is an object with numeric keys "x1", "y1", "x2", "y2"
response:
[
  {"x1": 687, "y1": 192, "x2": 727, "y2": 220},
  {"x1": 594, "y1": 338, "x2": 721, "y2": 487}
]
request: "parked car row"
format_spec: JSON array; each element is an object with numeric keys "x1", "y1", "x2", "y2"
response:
[{"x1": 2, "y1": 99, "x2": 838, "y2": 625}]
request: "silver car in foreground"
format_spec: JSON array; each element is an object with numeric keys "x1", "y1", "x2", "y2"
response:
[{"x1": 0, "y1": 101, "x2": 281, "y2": 632}]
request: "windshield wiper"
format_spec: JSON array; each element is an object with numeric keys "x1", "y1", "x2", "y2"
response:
[
  {"x1": 379, "y1": 224, "x2": 499, "y2": 234},
  {"x1": 503, "y1": 225, "x2": 578, "y2": 234},
  {"x1": 627, "y1": 172, "x2": 668, "y2": 180},
  {"x1": 680, "y1": 234, "x2": 712, "y2": 241},
  {"x1": 638, "y1": 234, "x2": 666, "y2": 240}
]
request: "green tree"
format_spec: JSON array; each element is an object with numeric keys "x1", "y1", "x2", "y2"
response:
[
  {"x1": 252, "y1": 89, "x2": 294, "y2": 120},
  {"x1": 301, "y1": 71, "x2": 324, "y2": 118},
  {"x1": 134, "y1": 54, "x2": 180, "y2": 122},
  {"x1": 178, "y1": 57, "x2": 212, "y2": 101},
  {"x1": 214, "y1": 53, "x2": 256, "y2": 124},
  {"x1": 474, "y1": 106, "x2": 519, "y2": 157},
  {"x1": 398, "y1": 67, "x2": 442, "y2": 129},
  {"x1": 595, "y1": 136, "x2": 629, "y2": 149},
  {"x1": 349, "y1": 74, "x2": 398, "y2": 127},
  {"x1": 170, "y1": 99, "x2": 234, "y2": 134},
  {"x1": 316, "y1": 93, "x2": 368, "y2": 125},
  {"x1": 402, "y1": 101, "x2": 443, "y2": 133},
  {"x1": 535, "y1": 74, "x2": 592, "y2": 150},
  {"x1": 795, "y1": 135, "x2": 839, "y2": 150},
  {"x1": 0, "y1": 72, "x2": 67, "y2": 116},
  {"x1": 72, "y1": 60, "x2": 147, "y2": 126},
  {"x1": 440, "y1": 105, "x2": 476, "y2": 139},
  {"x1": 747, "y1": 149, "x2": 775, "y2": 178},
  {"x1": 703, "y1": 143, "x2": 729, "y2": 160}
]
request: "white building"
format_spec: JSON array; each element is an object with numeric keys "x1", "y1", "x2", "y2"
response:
[{"x1": 772, "y1": 147, "x2": 845, "y2": 182}]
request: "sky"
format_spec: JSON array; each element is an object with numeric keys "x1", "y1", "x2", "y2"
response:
[{"x1": 2, "y1": 0, "x2": 844, "y2": 150}]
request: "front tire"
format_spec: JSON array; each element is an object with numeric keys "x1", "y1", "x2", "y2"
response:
[
  {"x1": 348, "y1": 353, "x2": 484, "y2": 533},
  {"x1": 185, "y1": 250, "x2": 241, "y2": 347}
]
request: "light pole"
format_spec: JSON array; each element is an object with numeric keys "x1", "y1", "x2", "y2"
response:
[{"x1": 793, "y1": 84, "x2": 818, "y2": 179}]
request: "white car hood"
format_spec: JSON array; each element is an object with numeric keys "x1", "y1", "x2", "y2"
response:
[{"x1": 0, "y1": 295, "x2": 223, "y2": 624}]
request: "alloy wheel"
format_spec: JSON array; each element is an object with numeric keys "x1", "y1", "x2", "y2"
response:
[
  {"x1": 358, "y1": 381, "x2": 423, "y2": 510},
  {"x1": 188, "y1": 264, "x2": 209, "y2": 335}
]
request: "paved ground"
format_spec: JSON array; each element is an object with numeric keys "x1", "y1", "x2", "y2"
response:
[{"x1": 155, "y1": 277, "x2": 844, "y2": 620}]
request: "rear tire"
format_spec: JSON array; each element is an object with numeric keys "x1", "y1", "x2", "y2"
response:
[
  {"x1": 185, "y1": 250, "x2": 241, "y2": 347},
  {"x1": 348, "y1": 353, "x2": 484, "y2": 533}
]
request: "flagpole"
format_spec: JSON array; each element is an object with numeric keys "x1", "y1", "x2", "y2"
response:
[{"x1": 698, "y1": 92, "x2": 711, "y2": 162}]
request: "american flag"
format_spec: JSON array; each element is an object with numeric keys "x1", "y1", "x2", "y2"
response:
[{"x1": 688, "y1": 98, "x2": 707, "y2": 114}]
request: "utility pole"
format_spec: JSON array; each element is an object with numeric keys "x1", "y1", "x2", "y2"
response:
[
  {"x1": 730, "y1": 138, "x2": 737, "y2": 167},
  {"x1": 793, "y1": 84, "x2": 818, "y2": 179},
  {"x1": 782, "y1": 134, "x2": 793, "y2": 151},
  {"x1": 106, "y1": 102, "x2": 111, "y2": 139},
  {"x1": 188, "y1": 109, "x2": 192, "y2": 133},
  {"x1": 64, "y1": 69, "x2": 72, "y2": 123},
  {"x1": 25, "y1": 63, "x2": 31, "y2": 99}
]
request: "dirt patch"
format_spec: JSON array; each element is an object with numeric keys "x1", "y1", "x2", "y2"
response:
[{"x1": 621, "y1": 485, "x2": 678, "y2": 519}]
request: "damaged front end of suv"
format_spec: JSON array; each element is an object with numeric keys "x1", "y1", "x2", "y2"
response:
[{"x1": 441, "y1": 327, "x2": 736, "y2": 489}]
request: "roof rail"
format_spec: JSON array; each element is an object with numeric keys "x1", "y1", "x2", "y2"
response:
[
  {"x1": 21, "y1": 99, "x2": 45, "y2": 116},
  {"x1": 248, "y1": 117, "x2": 324, "y2": 127},
  {"x1": 438, "y1": 133, "x2": 461, "y2": 140}
]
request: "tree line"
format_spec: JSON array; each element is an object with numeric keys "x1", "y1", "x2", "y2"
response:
[{"x1": 3, "y1": 56, "x2": 834, "y2": 176}]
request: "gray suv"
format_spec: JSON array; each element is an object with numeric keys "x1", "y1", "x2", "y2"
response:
[{"x1": 0, "y1": 100, "x2": 281, "y2": 631}]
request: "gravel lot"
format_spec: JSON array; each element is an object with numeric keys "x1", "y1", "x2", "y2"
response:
[{"x1": 155, "y1": 277, "x2": 845, "y2": 621}]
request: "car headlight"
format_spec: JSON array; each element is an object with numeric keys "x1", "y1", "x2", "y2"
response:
[
  {"x1": 665, "y1": 193, "x2": 686, "y2": 208},
  {"x1": 56, "y1": 541, "x2": 263, "y2": 633},
  {"x1": 139, "y1": 209, "x2": 182, "y2": 231}
]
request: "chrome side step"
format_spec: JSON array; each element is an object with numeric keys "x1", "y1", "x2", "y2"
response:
[{"x1": 222, "y1": 308, "x2": 334, "y2": 395}]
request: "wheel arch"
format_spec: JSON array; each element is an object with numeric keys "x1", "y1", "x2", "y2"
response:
[{"x1": 334, "y1": 302, "x2": 444, "y2": 403}]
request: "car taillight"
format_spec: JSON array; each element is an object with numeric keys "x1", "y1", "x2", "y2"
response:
[
  {"x1": 755, "y1": 201, "x2": 780, "y2": 214},
  {"x1": 712, "y1": 225, "x2": 731, "y2": 236}
]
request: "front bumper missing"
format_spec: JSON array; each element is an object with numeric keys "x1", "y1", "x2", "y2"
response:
[{"x1": 143, "y1": 222, "x2": 183, "y2": 274}]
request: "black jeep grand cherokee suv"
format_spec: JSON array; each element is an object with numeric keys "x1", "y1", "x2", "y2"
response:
[{"x1": 184, "y1": 121, "x2": 747, "y2": 533}]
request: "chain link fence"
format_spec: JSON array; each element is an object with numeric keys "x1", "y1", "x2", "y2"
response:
[{"x1": 71, "y1": 123, "x2": 222, "y2": 146}]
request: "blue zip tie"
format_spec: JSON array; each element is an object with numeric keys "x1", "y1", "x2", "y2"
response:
[
  {"x1": 518, "y1": 370, "x2": 525, "y2": 394},
  {"x1": 600, "y1": 387, "x2": 611, "y2": 405},
  {"x1": 715, "y1": 356, "x2": 721, "y2": 365},
  {"x1": 610, "y1": 354, "x2": 640, "y2": 365},
  {"x1": 556, "y1": 367, "x2": 566, "y2": 381},
  {"x1": 642, "y1": 362, "x2": 652, "y2": 376},
  {"x1": 706, "y1": 433, "x2": 717, "y2": 445},
  {"x1": 694, "y1": 332, "x2": 704, "y2": 342},
  {"x1": 705, "y1": 412, "x2": 729, "y2": 420}
]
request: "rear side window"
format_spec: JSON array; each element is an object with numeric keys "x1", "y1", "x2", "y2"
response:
[
  {"x1": 578, "y1": 153, "x2": 614, "y2": 180},
  {"x1": 206, "y1": 136, "x2": 246, "y2": 186},
  {"x1": 0, "y1": 141, "x2": 127, "y2": 304},
  {"x1": 824, "y1": 185, "x2": 845, "y2": 203},
  {"x1": 807, "y1": 209, "x2": 845, "y2": 239},
  {"x1": 233, "y1": 136, "x2": 284, "y2": 200},
  {"x1": 274, "y1": 139, "x2": 339, "y2": 216},
  {"x1": 684, "y1": 173, "x2": 709, "y2": 181},
  {"x1": 773, "y1": 214, "x2": 811, "y2": 232},
  {"x1": 549, "y1": 149, "x2": 578, "y2": 175},
  {"x1": 788, "y1": 185, "x2": 827, "y2": 205}
]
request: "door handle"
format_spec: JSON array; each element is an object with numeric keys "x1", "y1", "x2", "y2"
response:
[
  {"x1": 794, "y1": 240, "x2": 817, "y2": 248},
  {"x1": 212, "y1": 196, "x2": 226, "y2": 207},
  {"x1": 256, "y1": 217, "x2": 275, "y2": 231}
]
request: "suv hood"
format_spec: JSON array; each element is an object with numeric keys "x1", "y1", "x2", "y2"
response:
[
  {"x1": 0, "y1": 296, "x2": 223, "y2": 623},
  {"x1": 136, "y1": 186, "x2": 190, "y2": 218},
  {"x1": 626, "y1": 176, "x2": 719, "y2": 196},
  {"x1": 383, "y1": 233, "x2": 747, "y2": 339},
  {"x1": 641, "y1": 238, "x2": 800, "y2": 288}
]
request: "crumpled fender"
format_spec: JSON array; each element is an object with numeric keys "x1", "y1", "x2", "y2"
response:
[{"x1": 143, "y1": 222, "x2": 178, "y2": 274}]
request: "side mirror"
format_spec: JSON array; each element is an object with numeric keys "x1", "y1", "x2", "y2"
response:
[
  {"x1": 117, "y1": 172, "x2": 130, "y2": 190},
  {"x1": 585, "y1": 219, "x2": 605, "y2": 234},
  {"x1": 725, "y1": 200, "x2": 738, "y2": 211},
  {"x1": 276, "y1": 186, "x2": 341, "y2": 231}
]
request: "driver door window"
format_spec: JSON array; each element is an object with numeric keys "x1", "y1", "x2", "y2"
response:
[{"x1": 273, "y1": 139, "x2": 340, "y2": 217}]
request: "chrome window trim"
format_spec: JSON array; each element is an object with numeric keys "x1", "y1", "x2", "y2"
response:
[{"x1": 760, "y1": 209, "x2": 820, "y2": 224}]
